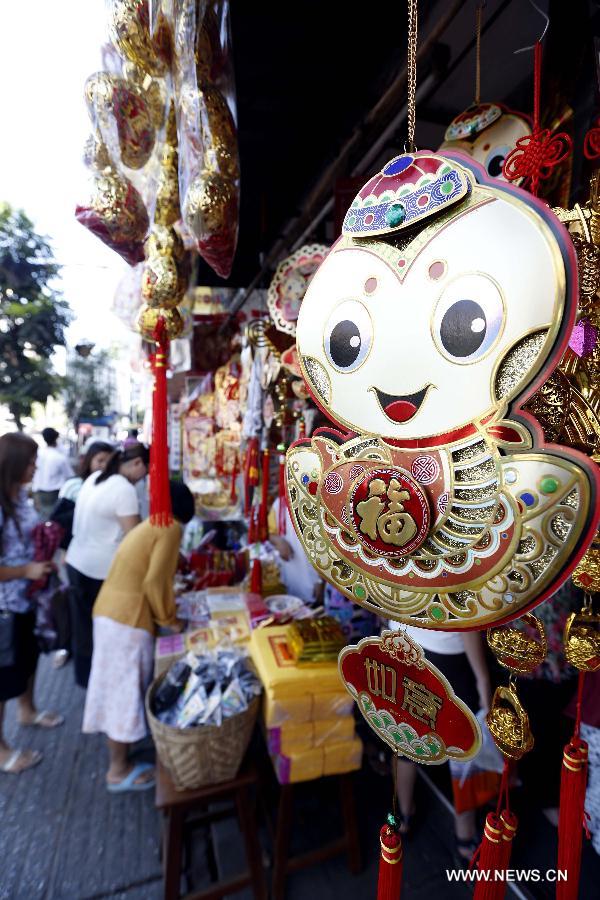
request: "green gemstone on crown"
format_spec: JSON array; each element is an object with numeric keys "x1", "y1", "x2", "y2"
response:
[{"x1": 386, "y1": 203, "x2": 406, "y2": 228}]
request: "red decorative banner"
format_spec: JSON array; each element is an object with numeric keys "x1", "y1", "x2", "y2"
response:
[{"x1": 339, "y1": 630, "x2": 481, "y2": 764}]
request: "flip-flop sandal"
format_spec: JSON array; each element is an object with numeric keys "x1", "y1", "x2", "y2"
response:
[
  {"x1": 107, "y1": 762, "x2": 156, "y2": 794},
  {"x1": 21, "y1": 711, "x2": 65, "y2": 729},
  {"x1": 1, "y1": 749, "x2": 43, "y2": 775}
]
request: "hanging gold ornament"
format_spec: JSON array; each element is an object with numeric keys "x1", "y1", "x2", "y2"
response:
[
  {"x1": 75, "y1": 160, "x2": 149, "y2": 265},
  {"x1": 83, "y1": 131, "x2": 111, "y2": 171},
  {"x1": 84, "y1": 71, "x2": 156, "y2": 170},
  {"x1": 197, "y1": 83, "x2": 239, "y2": 180},
  {"x1": 572, "y1": 535, "x2": 600, "y2": 593},
  {"x1": 564, "y1": 597, "x2": 600, "y2": 672},
  {"x1": 141, "y1": 254, "x2": 185, "y2": 309},
  {"x1": 109, "y1": 0, "x2": 171, "y2": 77},
  {"x1": 487, "y1": 681, "x2": 535, "y2": 760},
  {"x1": 121, "y1": 62, "x2": 166, "y2": 131},
  {"x1": 184, "y1": 170, "x2": 235, "y2": 235},
  {"x1": 487, "y1": 613, "x2": 547, "y2": 674},
  {"x1": 137, "y1": 304, "x2": 183, "y2": 341}
]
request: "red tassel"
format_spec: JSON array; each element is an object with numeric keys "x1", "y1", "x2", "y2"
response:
[
  {"x1": 472, "y1": 762, "x2": 518, "y2": 900},
  {"x1": 250, "y1": 558, "x2": 262, "y2": 594},
  {"x1": 557, "y1": 672, "x2": 590, "y2": 900},
  {"x1": 230, "y1": 453, "x2": 238, "y2": 504},
  {"x1": 258, "y1": 449, "x2": 270, "y2": 542},
  {"x1": 150, "y1": 317, "x2": 172, "y2": 526},
  {"x1": 244, "y1": 437, "x2": 259, "y2": 516},
  {"x1": 377, "y1": 824, "x2": 403, "y2": 900},
  {"x1": 277, "y1": 444, "x2": 286, "y2": 535}
]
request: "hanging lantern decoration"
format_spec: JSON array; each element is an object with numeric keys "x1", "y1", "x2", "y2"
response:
[
  {"x1": 108, "y1": 0, "x2": 172, "y2": 77},
  {"x1": 84, "y1": 71, "x2": 156, "y2": 170}
]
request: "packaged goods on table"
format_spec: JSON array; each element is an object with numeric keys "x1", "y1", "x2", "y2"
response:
[
  {"x1": 152, "y1": 648, "x2": 261, "y2": 729},
  {"x1": 249, "y1": 623, "x2": 362, "y2": 783}
]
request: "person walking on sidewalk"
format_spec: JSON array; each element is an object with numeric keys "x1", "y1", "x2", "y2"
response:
[
  {"x1": 32, "y1": 427, "x2": 72, "y2": 520},
  {"x1": 0, "y1": 433, "x2": 64, "y2": 776}
]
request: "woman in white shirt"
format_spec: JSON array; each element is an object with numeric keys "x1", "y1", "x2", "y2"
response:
[{"x1": 65, "y1": 444, "x2": 149, "y2": 688}]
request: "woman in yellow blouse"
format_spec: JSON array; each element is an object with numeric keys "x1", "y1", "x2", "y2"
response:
[{"x1": 82, "y1": 481, "x2": 194, "y2": 792}]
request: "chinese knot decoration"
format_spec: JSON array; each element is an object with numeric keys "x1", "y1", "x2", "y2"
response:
[
  {"x1": 285, "y1": 149, "x2": 600, "y2": 631},
  {"x1": 339, "y1": 630, "x2": 481, "y2": 763},
  {"x1": 502, "y1": 42, "x2": 572, "y2": 196}
]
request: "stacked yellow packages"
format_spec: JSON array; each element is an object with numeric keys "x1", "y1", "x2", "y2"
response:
[{"x1": 249, "y1": 625, "x2": 362, "y2": 783}]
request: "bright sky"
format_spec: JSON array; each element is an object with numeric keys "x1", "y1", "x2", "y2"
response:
[{"x1": 0, "y1": 0, "x2": 131, "y2": 350}]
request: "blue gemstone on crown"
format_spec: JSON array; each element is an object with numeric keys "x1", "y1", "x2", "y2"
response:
[{"x1": 383, "y1": 155, "x2": 414, "y2": 176}]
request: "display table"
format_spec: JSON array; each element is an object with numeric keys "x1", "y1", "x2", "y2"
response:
[{"x1": 155, "y1": 761, "x2": 268, "y2": 900}]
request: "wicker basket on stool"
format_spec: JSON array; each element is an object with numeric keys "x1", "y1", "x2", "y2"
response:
[{"x1": 146, "y1": 672, "x2": 260, "y2": 790}]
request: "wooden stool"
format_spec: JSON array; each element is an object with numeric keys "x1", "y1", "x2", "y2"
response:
[
  {"x1": 271, "y1": 772, "x2": 362, "y2": 900},
  {"x1": 155, "y1": 761, "x2": 268, "y2": 900}
]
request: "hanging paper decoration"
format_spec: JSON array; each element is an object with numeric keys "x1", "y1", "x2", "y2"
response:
[
  {"x1": 267, "y1": 244, "x2": 329, "y2": 336},
  {"x1": 285, "y1": 150, "x2": 600, "y2": 630},
  {"x1": 339, "y1": 630, "x2": 481, "y2": 763}
]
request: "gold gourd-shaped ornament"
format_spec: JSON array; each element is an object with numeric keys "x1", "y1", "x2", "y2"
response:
[{"x1": 137, "y1": 105, "x2": 186, "y2": 341}]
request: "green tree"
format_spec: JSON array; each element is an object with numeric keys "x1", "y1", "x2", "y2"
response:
[
  {"x1": 63, "y1": 349, "x2": 114, "y2": 428},
  {"x1": 0, "y1": 203, "x2": 71, "y2": 429}
]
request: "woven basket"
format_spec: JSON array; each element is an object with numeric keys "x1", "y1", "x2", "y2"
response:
[{"x1": 146, "y1": 673, "x2": 260, "y2": 791}]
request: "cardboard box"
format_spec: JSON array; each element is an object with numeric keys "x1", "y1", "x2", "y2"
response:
[
  {"x1": 323, "y1": 737, "x2": 363, "y2": 776},
  {"x1": 250, "y1": 625, "x2": 343, "y2": 698}
]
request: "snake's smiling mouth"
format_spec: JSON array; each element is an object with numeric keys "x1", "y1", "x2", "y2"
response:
[{"x1": 371, "y1": 384, "x2": 433, "y2": 424}]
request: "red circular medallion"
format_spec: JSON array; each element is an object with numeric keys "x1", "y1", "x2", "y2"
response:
[{"x1": 349, "y1": 468, "x2": 430, "y2": 557}]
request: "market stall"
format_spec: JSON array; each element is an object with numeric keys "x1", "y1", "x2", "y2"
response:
[{"x1": 70, "y1": 1, "x2": 600, "y2": 898}]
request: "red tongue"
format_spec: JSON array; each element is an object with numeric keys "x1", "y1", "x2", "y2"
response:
[{"x1": 384, "y1": 399, "x2": 417, "y2": 423}]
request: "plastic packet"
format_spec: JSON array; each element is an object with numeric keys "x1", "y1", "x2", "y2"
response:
[
  {"x1": 152, "y1": 658, "x2": 192, "y2": 714},
  {"x1": 172, "y1": 0, "x2": 240, "y2": 278},
  {"x1": 199, "y1": 684, "x2": 223, "y2": 725},
  {"x1": 221, "y1": 677, "x2": 247, "y2": 718},
  {"x1": 176, "y1": 683, "x2": 208, "y2": 727}
]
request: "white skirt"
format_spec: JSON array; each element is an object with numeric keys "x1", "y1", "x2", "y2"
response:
[{"x1": 83, "y1": 616, "x2": 154, "y2": 744}]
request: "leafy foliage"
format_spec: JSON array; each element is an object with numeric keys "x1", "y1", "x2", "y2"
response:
[
  {"x1": 0, "y1": 202, "x2": 71, "y2": 428},
  {"x1": 63, "y1": 350, "x2": 114, "y2": 426}
]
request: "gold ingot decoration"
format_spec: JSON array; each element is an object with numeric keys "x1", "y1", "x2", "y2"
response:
[
  {"x1": 137, "y1": 304, "x2": 183, "y2": 341},
  {"x1": 109, "y1": 0, "x2": 171, "y2": 77},
  {"x1": 184, "y1": 170, "x2": 235, "y2": 237},
  {"x1": 486, "y1": 682, "x2": 534, "y2": 760},
  {"x1": 564, "y1": 599, "x2": 600, "y2": 672},
  {"x1": 487, "y1": 613, "x2": 547, "y2": 674},
  {"x1": 83, "y1": 132, "x2": 111, "y2": 171}
]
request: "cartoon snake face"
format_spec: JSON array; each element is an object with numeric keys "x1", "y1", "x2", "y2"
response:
[{"x1": 297, "y1": 187, "x2": 565, "y2": 441}]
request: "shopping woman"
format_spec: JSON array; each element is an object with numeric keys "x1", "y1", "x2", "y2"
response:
[
  {"x1": 83, "y1": 481, "x2": 195, "y2": 792},
  {"x1": 59, "y1": 441, "x2": 114, "y2": 503},
  {"x1": 65, "y1": 443, "x2": 149, "y2": 688},
  {"x1": 0, "y1": 433, "x2": 63, "y2": 775}
]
